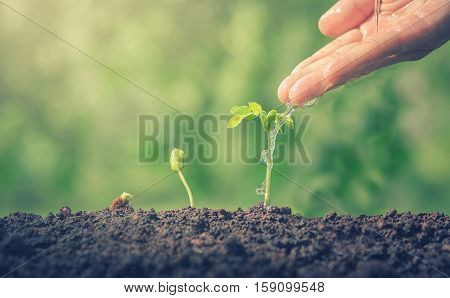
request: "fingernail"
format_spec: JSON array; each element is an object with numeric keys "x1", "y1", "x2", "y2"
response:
[
  {"x1": 288, "y1": 73, "x2": 319, "y2": 105},
  {"x1": 289, "y1": 77, "x2": 306, "y2": 99}
]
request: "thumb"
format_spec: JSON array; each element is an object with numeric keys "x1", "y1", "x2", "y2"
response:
[{"x1": 319, "y1": 0, "x2": 375, "y2": 38}]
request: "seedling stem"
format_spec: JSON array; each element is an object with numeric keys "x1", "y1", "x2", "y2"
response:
[
  {"x1": 227, "y1": 102, "x2": 296, "y2": 207},
  {"x1": 264, "y1": 148, "x2": 272, "y2": 206},
  {"x1": 178, "y1": 170, "x2": 194, "y2": 208},
  {"x1": 170, "y1": 148, "x2": 195, "y2": 208}
]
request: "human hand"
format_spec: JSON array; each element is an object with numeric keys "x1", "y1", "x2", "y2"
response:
[{"x1": 278, "y1": 0, "x2": 450, "y2": 106}]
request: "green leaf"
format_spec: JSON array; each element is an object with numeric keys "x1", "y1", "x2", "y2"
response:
[
  {"x1": 275, "y1": 113, "x2": 283, "y2": 125},
  {"x1": 260, "y1": 110, "x2": 268, "y2": 132},
  {"x1": 266, "y1": 110, "x2": 277, "y2": 130},
  {"x1": 246, "y1": 114, "x2": 257, "y2": 120},
  {"x1": 267, "y1": 110, "x2": 277, "y2": 122},
  {"x1": 275, "y1": 113, "x2": 284, "y2": 132},
  {"x1": 230, "y1": 106, "x2": 252, "y2": 116},
  {"x1": 286, "y1": 116, "x2": 294, "y2": 129},
  {"x1": 248, "y1": 102, "x2": 262, "y2": 116},
  {"x1": 227, "y1": 115, "x2": 245, "y2": 128}
]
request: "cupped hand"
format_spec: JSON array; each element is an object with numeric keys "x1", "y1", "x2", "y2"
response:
[{"x1": 278, "y1": 0, "x2": 450, "y2": 106}]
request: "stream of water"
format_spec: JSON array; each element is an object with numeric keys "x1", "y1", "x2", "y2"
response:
[{"x1": 256, "y1": 97, "x2": 320, "y2": 203}]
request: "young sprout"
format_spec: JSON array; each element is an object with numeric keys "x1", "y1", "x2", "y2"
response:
[
  {"x1": 171, "y1": 148, "x2": 195, "y2": 208},
  {"x1": 227, "y1": 102, "x2": 295, "y2": 207},
  {"x1": 110, "y1": 192, "x2": 133, "y2": 211}
]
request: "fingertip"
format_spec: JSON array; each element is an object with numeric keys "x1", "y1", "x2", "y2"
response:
[
  {"x1": 277, "y1": 76, "x2": 292, "y2": 103},
  {"x1": 318, "y1": 3, "x2": 341, "y2": 38},
  {"x1": 288, "y1": 73, "x2": 323, "y2": 106},
  {"x1": 318, "y1": 17, "x2": 343, "y2": 38},
  {"x1": 318, "y1": 0, "x2": 374, "y2": 38},
  {"x1": 288, "y1": 79, "x2": 307, "y2": 106},
  {"x1": 318, "y1": 13, "x2": 332, "y2": 37}
]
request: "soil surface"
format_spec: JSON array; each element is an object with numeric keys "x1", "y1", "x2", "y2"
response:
[{"x1": 0, "y1": 204, "x2": 449, "y2": 277}]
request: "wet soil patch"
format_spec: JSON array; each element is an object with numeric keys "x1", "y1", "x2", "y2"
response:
[{"x1": 0, "y1": 204, "x2": 448, "y2": 277}]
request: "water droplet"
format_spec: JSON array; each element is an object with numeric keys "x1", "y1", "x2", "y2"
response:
[
  {"x1": 256, "y1": 104, "x2": 298, "y2": 200},
  {"x1": 302, "y1": 96, "x2": 321, "y2": 109},
  {"x1": 285, "y1": 102, "x2": 297, "y2": 112},
  {"x1": 260, "y1": 150, "x2": 268, "y2": 164},
  {"x1": 256, "y1": 179, "x2": 267, "y2": 197}
]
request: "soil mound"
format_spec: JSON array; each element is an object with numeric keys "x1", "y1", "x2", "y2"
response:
[{"x1": 1, "y1": 204, "x2": 448, "y2": 277}]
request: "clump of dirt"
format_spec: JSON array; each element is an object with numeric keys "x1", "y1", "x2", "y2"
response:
[{"x1": 0, "y1": 204, "x2": 448, "y2": 277}]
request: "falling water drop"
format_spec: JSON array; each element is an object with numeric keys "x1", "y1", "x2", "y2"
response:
[
  {"x1": 256, "y1": 179, "x2": 267, "y2": 197},
  {"x1": 302, "y1": 96, "x2": 321, "y2": 109},
  {"x1": 375, "y1": 0, "x2": 381, "y2": 34},
  {"x1": 260, "y1": 149, "x2": 268, "y2": 164},
  {"x1": 255, "y1": 103, "x2": 297, "y2": 203}
]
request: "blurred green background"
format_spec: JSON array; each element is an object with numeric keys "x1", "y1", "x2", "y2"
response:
[{"x1": 1, "y1": 0, "x2": 449, "y2": 216}]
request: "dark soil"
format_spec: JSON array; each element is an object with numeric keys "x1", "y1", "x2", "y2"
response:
[{"x1": 0, "y1": 204, "x2": 449, "y2": 277}]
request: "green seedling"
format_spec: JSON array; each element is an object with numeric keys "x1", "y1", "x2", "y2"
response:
[
  {"x1": 227, "y1": 102, "x2": 296, "y2": 207},
  {"x1": 171, "y1": 148, "x2": 195, "y2": 208},
  {"x1": 110, "y1": 192, "x2": 133, "y2": 211}
]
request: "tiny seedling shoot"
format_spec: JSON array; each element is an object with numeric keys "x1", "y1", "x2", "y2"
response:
[
  {"x1": 227, "y1": 102, "x2": 296, "y2": 207},
  {"x1": 171, "y1": 148, "x2": 195, "y2": 208},
  {"x1": 110, "y1": 192, "x2": 133, "y2": 211}
]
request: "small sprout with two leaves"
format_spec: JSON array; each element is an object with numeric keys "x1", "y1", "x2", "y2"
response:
[
  {"x1": 170, "y1": 148, "x2": 195, "y2": 208},
  {"x1": 227, "y1": 102, "x2": 295, "y2": 207},
  {"x1": 110, "y1": 192, "x2": 133, "y2": 211},
  {"x1": 227, "y1": 102, "x2": 294, "y2": 133}
]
